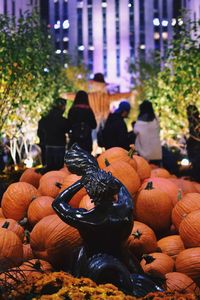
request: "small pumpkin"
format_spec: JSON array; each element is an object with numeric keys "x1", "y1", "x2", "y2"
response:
[
  {"x1": 19, "y1": 168, "x2": 42, "y2": 188},
  {"x1": 38, "y1": 175, "x2": 64, "y2": 198},
  {"x1": 0, "y1": 218, "x2": 24, "y2": 241},
  {"x1": 157, "y1": 235, "x2": 185, "y2": 260},
  {"x1": 165, "y1": 272, "x2": 197, "y2": 294},
  {"x1": 150, "y1": 168, "x2": 171, "y2": 178}
]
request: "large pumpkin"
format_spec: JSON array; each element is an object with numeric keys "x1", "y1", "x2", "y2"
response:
[
  {"x1": 134, "y1": 181, "x2": 173, "y2": 234},
  {"x1": 38, "y1": 175, "x2": 64, "y2": 198},
  {"x1": 169, "y1": 178, "x2": 200, "y2": 194},
  {"x1": 27, "y1": 196, "x2": 55, "y2": 227},
  {"x1": 1, "y1": 182, "x2": 39, "y2": 221},
  {"x1": 157, "y1": 235, "x2": 185, "y2": 260},
  {"x1": 165, "y1": 272, "x2": 197, "y2": 294},
  {"x1": 30, "y1": 215, "x2": 82, "y2": 269},
  {"x1": 132, "y1": 154, "x2": 151, "y2": 181},
  {"x1": 179, "y1": 210, "x2": 200, "y2": 248},
  {"x1": 125, "y1": 221, "x2": 158, "y2": 258},
  {"x1": 175, "y1": 248, "x2": 200, "y2": 285},
  {"x1": 172, "y1": 193, "x2": 200, "y2": 230},
  {"x1": 39, "y1": 170, "x2": 67, "y2": 184},
  {"x1": 0, "y1": 223, "x2": 23, "y2": 270},
  {"x1": 19, "y1": 168, "x2": 42, "y2": 188},
  {"x1": 140, "y1": 252, "x2": 174, "y2": 277},
  {"x1": 104, "y1": 160, "x2": 141, "y2": 196}
]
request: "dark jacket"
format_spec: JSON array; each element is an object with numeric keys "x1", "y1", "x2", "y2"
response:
[
  {"x1": 68, "y1": 104, "x2": 97, "y2": 152},
  {"x1": 103, "y1": 112, "x2": 130, "y2": 150},
  {"x1": 37, "y1": 108, "x2": 69, "y2": 146}
]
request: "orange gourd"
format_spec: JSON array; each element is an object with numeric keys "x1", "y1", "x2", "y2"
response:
[
  {"x1": 179, "y1": 210, "x2": 200, "y2": 248},
  {"x1": 165, "y1": 272, "x2": 197, "y2": 294},
  {"x1": 157, "y1": 235, "x2": 185, "y2": 260},
  {"x1": 150, "y1": 168, "x2": 171, "y2": 178},
  {"x1": 38, "y1": 175, "x2": 64, "y2": 198},
  {"x1": 19, "y1": 168, "x2": 42, "y2": 188},
  {"x1": 0, "y1": 218, "x2": 24, "y2": 241}
]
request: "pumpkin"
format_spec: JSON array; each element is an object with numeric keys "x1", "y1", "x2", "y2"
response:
[
  {"x1": 140, "y1": 252, "x2": 174, "y2": 277},
  {"x1": 179, "y1": 210, "x2": 200, "y2": 248},
  {"x1": 132, "y1": 154, "x2": 151, "y2": 181},
  {"x1": 0, "y1": 208, "x2": 5, "y2": 218},
  {"x1": 169, "y1": 178, "x2": 200, "y2": 194},
  {"x1": 27, "y1": 196, "x2": 55, "y2": 227},
  {"x1": 135, "y1": 181, "x2": 173, "y2": 234},
  {"x1": 172, "y1": 193, "x2": 200, "y2": 230},
  {"x1": 1, "y1": 182, "x2": 39, "y2": 221},
  {"x1": 0, "y1": 222, "x2": 23, "y2": 269},
  {"x1": 125, "y1": 221, "x2": 158, "y2": 258},
  {"x1": 104, "y1": 160, "x2": 141, "y2": 196},
  {"x1": 38, "y1": 175, "x2": 64, "y2": 198},
  {"x1": 39, "y1": 170, "x2": 67, "y2": 185},
  {"x1": 165, "y1": 272, "x2": 197, "y2": 294},
  {"x1": 142, "y1": 177, "x2": 180, "y2": 207},
  {"x1": 30, "y1": 215, "x2": 82, "y2": 269},
  {"x1": 79, "y1": 194, "x2": 95, "y2": 210},
  {"x1": 97, "y1": 147, "x2": 137, "y2": 170},
  {"x1": 19, "y1": 259, "x2": 53, "y2": 278},
  {"x1": 60, "y1": 174, "x2": 87, "y2": 208},
  {"x1": 0, "y1": 218, "x2": 24, "y2": 241},
  {"x1": 157, "y1": 235, "x2": 185, "y2": 260},
  {"x1": 23, "y1": 230, "x2": 34, "y2": 261},
  {"x1": 175, "y1": 248, "x2": 200, "y2": 285},
  {"x1": 150, "y1": 168, "x2": 171, "y2": 178},
  {"x1": 19, "y1": 168, "x2": 42, "y2": 188}
]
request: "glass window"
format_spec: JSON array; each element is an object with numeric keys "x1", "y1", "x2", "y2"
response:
[{"x1": 4, "y1": 0, "x2": 7, "y2": 15}]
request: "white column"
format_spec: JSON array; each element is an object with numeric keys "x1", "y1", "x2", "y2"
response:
[
  {"x1": 68, "y1": 0, "x2": 78, "y2": 65},
  {"x1": 145, "y1": 0, "x2": 154, "y2": 58},
  {"x1": 92, "y1": 0, "x2": 103, "y2": 74}
]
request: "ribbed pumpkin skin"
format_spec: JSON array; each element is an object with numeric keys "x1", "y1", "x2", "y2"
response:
[
  {"x1": 157, "y1": 235, "x2": 185, "y2": 260},
  {"x1": 172, "y1": 193, "x2": 200, "y2": 230},
  {"x1": 39, "y1": 170, "x2": 67, "y2": 184},
  {"x1": 179, "y1": 210, "x2": 200, "y2": 248},
  {"x1": 125, "y1": 221, "x2": 158, "y2": 258},
  {"x1": 142, "y1": 177, "x2": 180, "y2": 207},
  {"x1": 104, "y1": 160, "x2": 141, "y2": 197},
  {"x1": 19, "y1": 168, "x2": 42, "y2": 188},
  {"x1": 169, "y1": 178, "x2": 199, "y2": 194},
  {"x1": 60, "y1": 174, "x2": 87, "y2": 208},
  {"x1": 27, "y1": 196, "x2": 55, "y2": 227},
  {"x1": 165, "y1": 272, "x2": 197, "y2": 293},
  {"x1": 135, "y1": 182, "x2": 173, "y2": 234},
  {"x1": 132, "y1": 155, "x2": 151, "y2": 181},
  {"x1": 175, "y1": 248, "x2": 200, "y2": 285},
  {"x1": 79, "y1": 194, "x2": 95, "y2": 210},
  {"x1": 140, "y1": 252, "x2": 174, "y2": 277},
  {"x1": 1, "y1": 182, "x2": 39, "y2": 221},
  {"x1": 150, "y1": 168, "x2": 171, "y2": 178},
  {"x1": 0, "y1": 228, "x2": 23, "y2": 269},
  {"x1": 97, "y1": 147, "x2": 137, "y2": 170},
  {"x1": 38, "y1": 175, "x2": 64, "y2": 198},
  {"x1": 0, "y1": 218, "x2": 24, "y2": 241},
  {"x1": 0, "y1": 208, "x2": 5, "y2": 218},
  {"x1": 30, "y1": 215, "x2": 82, "y2": 269}
]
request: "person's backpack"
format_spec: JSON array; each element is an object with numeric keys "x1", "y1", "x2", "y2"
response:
[{"x1": 70, "y1": 122, "x2": 90, "y2": 141}]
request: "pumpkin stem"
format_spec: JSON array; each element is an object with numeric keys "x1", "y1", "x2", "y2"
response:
[
  {"x1": 132, "y1": 229, "x2": 142, "y2": 239},
  {"x1": 104, "y1": 158, "x2": 110, "y2": 167},
  {"x1": 177, "y1": 189, "x2": 182, "y2": 201},
  {"x1": 145, "y1": 181, "x2": 154, "y2": 190},
  {"x1": 55, "y1": 182, "x2": 62, "y2": 189},
  {"x1": 2, "y1": 221, "x2": 9, "y2": 229},
  {"x1": 24, "y1": 229, "x2": 30, "y2": 244},
  {"x1": 128, "y1": 145, "x2": 136, "y2": 158},
  {"x1": 18, "y1": 217, "x2": 28, "y2": 226},
  {"x1": 142, "y1": 254, "x2": 155, "y2": 264}
]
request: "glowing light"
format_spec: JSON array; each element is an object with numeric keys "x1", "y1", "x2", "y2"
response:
[
  {"x1": 63, "y1": 37, "x2": 69, "y2": 42},
  {"x1": 162, "y1": 32, "x2": 168, "y2": 40},
  {"x1": 78, "y1": 45, "x2": 85, "y2": 51},
  {"x1": 140, "y1": 44, "x2": 146, "y2": 49},
  {"x1": 64, "y1": 63, "x2": 68, "y2": 68},
  {"x1": 153, "y1": 18, "x2": 160, "y2": 26},
  {"x1": 180, "y1": 158, "x2": 190, "y2": 166},
  {"x1": 178, "y1": 18, "x2": 183, "y2": 26},
  {"x1": 63, "y1": 49, "x2": 68, "y2": 54},
  {"x1": 44, "y1": 68, "x2": 49, "y2": 72},
  {"x1": 128, "y1": 3, "x2": 132, "y2": 8},
  {"x1": 89, "y1": 45, "x2": 95, "y2": 50},
  {"x1": 171, "y1": 18, "x2": 176, "y2": 26},
  {"x1": 102, "y1": 3, "x2": 107, "y2": 8},
  {"x1": 54, "y1": 21, "x2": 60, "y2": 29},
  {"x1": 162, "y1": 20, "x2": 168, "y2": 27},
  {"x1": 63, "y1": 20, "x2": 70, "y2": 29},
  {"x1": 55, "y1": 49, "x2": 61, "y2": 54},
  {"x1": 24, "y1": 157, "x2": 33, "y2": 168},
  {"x1": 154, "y1": 32, "x2": 160, "y2": 40}
]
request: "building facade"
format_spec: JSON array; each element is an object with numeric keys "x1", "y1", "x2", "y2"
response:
[{"x1": 0, "y1": 0, "x2": 39, "y2": 19}]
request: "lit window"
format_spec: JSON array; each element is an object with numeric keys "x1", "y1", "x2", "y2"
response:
[
  {"x1": 178, "y1": 18, "x2": 183, "y2": 26},
  {"x1": 63, "y1": 37, "x2": 69, "y2": 42},
  {"x1": 140, "y1": 44, "x2": 145, "y2": 49},
  {"x1": 55, "y1": 49, "x2": 61, "y2": 54},
  {"x1": 54, "y1": 20, "x2": 60, "y2": 29},
  {"x1": 63, "y1": 50, "x2": 68, "y2": 54},
  {"x1": 162, "y1": 20, "x2": 168, "y2": 26},
  {"x1": 89, "y1": 46, "x2": 95, "y2": 50},
  {"x1": 171, "y1": 18, "x2": 176, "y2": 26},
  {"x1": 128, "y1": 3, "x2": 132, "y2": 7},
  {"x1": 102, "y1": 3, "x2": 107, "y2": 8},
  {"x1": 162, "y1": 32, "x2": 168, "y2": 40},
  {"x1": 63, "y1": 20, "x2": 70, "y2": 29},
  {"x1": 78, "y1": 45, "x2": 85, "y2": 51},
  {"x1": 154, "y1": 32, "x2": 160, "y2": 39},
  {"x1": 153, "y1": 18, "x2": 160, "y2": 26}
]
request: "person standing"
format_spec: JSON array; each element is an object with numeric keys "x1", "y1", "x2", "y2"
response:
[
  {"x1": 67, "y1": 90, "x2": 97, "y2": 153},
  {"x1": 133, "y1": 100, "x2": 162, "y2": 165},
  {"x1": 102, "y1": 101, "x2": 131, "y2": 150},
  {"x1": 37, "y1": 98, "x2": 69, "y2": 171}
]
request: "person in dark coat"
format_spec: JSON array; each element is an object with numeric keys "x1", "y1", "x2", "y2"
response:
[
  {"x1": 102, "y1": 101, "x2": 131, "y2": 150},
  {"x1": 67, "y1": 90, "x2": 97, "y2": 153},
  {"x1": 37, "y1": 98, "x2": 69, "y2": 171}
]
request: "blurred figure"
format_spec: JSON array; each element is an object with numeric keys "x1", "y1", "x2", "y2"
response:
[
  {"x1": 134, "y1": 100, "x2": 162, "y2": 166},
  {"x1": 67, "y1": 90, "x2": 97, "y2": 153},
  {"x1": 186, "y1": 104, "x2": 200, "y2": 181},
  {"x1": 37, "y1": 98, "x2": 69, "y2": 171},
  {"x1": 102, "y1": 101, "x2": 131, "y2": 150}
]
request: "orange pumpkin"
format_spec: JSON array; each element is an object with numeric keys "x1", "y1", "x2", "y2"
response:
[
  {"x1": 60, "y1": 174, "x2": 87, "y2": 208},
  {"x1": 179, "y1": 210, "x2": 200, "y2": 248},
  {"x1": 97, "y1": 147, "x2": 137, "y2": 170},
  {"x1": 38, "y1": 175, "x2": 64, "y2": 198},
  {"x1": 165, "y1": 272, "x2": 197, "y2": 293},
  {"x1": 79, "y1": 194, "x2": 95, "y2": 210},
  {"x1": 1, "y1": 182, "x2": 39, "y2": 221},
  {"x1": 23, "y1": 230, "x2": 34, "y2": 261},
  {"x1": 0, "y1": 222, "x2": 23, "y2": 269},
  {"x1": 0, "y1": 208, "x2": 5, "y2": 218},
  {"x1": 19, "y1": 168, "x2": 42, "y2": 188},
  {"x1": 172, "y1": 193, "x2": 200, "y2": 230},
  {"x1": 142, "y1": 177, "x2": 180, "y2": 207},
  {"x1": 19, "y1": 259, "x2": 53, "y2": 278},
  {"x1": 169, "y1": 178, "x2": 199, "y2": 194},
  {"x1": 135, "y1": 181, "x2": 173, "y2": 234},
  {"x1": 150, "y1": 168, "x2": 171, "y2": 178},
  {"x1": 27, "y1": 196, "x2": 55, "y2": 227},
  {"x1": 125, "y1": 221, "x2": 158, "y2": 258},
  {"x1": 140, "y1": 252, "x2": 174, "y2": 277},
  {"x1": 104, "y1": 160, "x2": 141, "y2": 196},
  {"x1": 175, "y1": 248, "x2": 200, "y2": 285},
  {"x1": 39, "y1": 170, "x2": 67, "y2": 185},
  {"x1": 30, "y1": 215, "x2": 82, "y2": 269},
  {"x1": 132, "y1": 154, "x2": 151, "y2": 181},
  {"x1": 0, "y1": 218, "x2": 24, "y2": 241},
  {"x1": 157, "y1": 235, "x2": 185, "y2": 260}
]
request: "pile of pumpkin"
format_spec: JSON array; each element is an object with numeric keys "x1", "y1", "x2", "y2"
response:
[{"x1": 0, "y1": 146, "x2": 200, "y2": 299}]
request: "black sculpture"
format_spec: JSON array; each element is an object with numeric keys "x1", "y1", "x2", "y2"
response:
[{"x1": 52, "y1": 143, "x2": 163, "y2": 297}]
